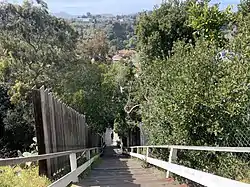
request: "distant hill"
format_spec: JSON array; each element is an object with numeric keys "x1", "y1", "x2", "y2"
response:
[
  {"x1": 99, "y1": 14, "x2": 114, "y2": 18},
  {"x1": 53, "y1": 12, "x2": 78, "y2": 19},
  {"x1": 53, "y1": 12, "x2": 118, "y2": 19}
]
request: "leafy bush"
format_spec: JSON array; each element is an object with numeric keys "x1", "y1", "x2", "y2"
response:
[
  {"x1": 0, "y1": 166, "x2": 51, "y2": 187},
  {"x1": 132, "y1": 0, "x2": 250, "y2": 182},
  {"x1": 138, "y1": 34, "x2": 250, "y2": 180}
]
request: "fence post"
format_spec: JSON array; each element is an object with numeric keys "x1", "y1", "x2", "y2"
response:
[
  {"x1": 137, "y1": 147, "x2": 139, "y2": 154},
  {"x1": 32, "y1": 88, "x2": 48, "y2": 177},
  {"x1": 166, "y1": 148, "x2": 177, "y2": 178},
  {"x1": 87, "y1": 149, "x2": 91, "y2": 168},
  {"x1": 69, "y1": 153, "x2": 79, "y2": 183},
  {"x1": 146, "y1": 147, "x2": 149, "y2": 161},
  {"x1": 87, "y1": 149, "x2": 91, "y2": 159},
  {"x1": 40, "y1": 86, "x2": 52, "y2": 178}
]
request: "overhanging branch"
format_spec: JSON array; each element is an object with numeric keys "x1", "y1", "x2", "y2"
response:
[{"x1": 124, "y1": 104, "x2": 140, "y2": 114}]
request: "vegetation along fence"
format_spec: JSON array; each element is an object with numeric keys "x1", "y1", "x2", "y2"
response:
[
  {"x1": 32, "y1": 86, "x2": 101, "y2": 179},
  {"x1": 0, "y1": 147, "x2": 102, "y2": 187}
]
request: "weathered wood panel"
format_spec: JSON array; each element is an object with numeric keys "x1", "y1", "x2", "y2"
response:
[
  {"x1": 32, "y1": 86, "x2": 101, "y2": 179},
  {"x1": 32, "y1": 88, "x2": 48, "y2": 176}
]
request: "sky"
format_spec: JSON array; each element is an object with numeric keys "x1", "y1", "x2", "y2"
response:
[{"x1": 7, "y1": 0, "x2": 241, "y2": 15}]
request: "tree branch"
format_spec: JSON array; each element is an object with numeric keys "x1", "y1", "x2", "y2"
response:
[{"x1": 124, "y1": 104, "x2": 140, "y2": 114}]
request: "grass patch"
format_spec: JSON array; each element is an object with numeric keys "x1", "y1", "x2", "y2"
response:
[{"x1": 0, "y1": 166, "x2": 51, "y2": 187}]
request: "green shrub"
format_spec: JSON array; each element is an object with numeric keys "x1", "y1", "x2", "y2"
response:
[
  {"x1": 139, "y1": 36, "x2": 250, "y2": 180},
  {"x1": 0, "y1": 166, "x2": 51, "y2": 187}
]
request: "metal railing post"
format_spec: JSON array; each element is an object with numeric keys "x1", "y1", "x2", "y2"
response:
[
  {"x1": 69, "y1": 153, "x2": 79, "y2": 183},
  {"x1": 166, "y1": 148, "x2": 177, "y2": 178},
  {"x1": 137, "y1": 147, "x2": 139, "y2": 154}
]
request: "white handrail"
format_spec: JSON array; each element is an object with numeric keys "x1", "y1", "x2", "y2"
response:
[
  {"x1": 0, "y1": 147, "x2": 103, "y2": 187},
  {"x1": 128, "y1": 152, "x2": 249, "y2": 187},
  {"x1": 127, "y1": 146, "x2": 250, "y2": 187},
  {"x1": 48, "y1": 154, "x2": 100, "y2": 187},
  {"x1": 129, "y1": 145, "x2": 250, "y2": 153},
  {"x1": 0, "y1": 147, "x2": 99, "y2": 166}
]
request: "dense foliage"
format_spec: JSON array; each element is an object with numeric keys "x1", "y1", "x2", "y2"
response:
[
  {"x1": 133, "y1": 0, "x2": 250, "y2": 182},
  {"x1": 0, "y1": 0, "x2": 80, "y2": 156},
  {"x1": 71, "y1": 13, "x2": 136, "y2": 52},
  {"x1": 0, "y1": 1, "x2": 134, "y2": 156},
  {"x1": 136, "y1": 0, "x2": 195, "y2": 60},
  {"x1": 0, "y1": 165, "x2": 50, "y2": 187},
  {"x1": 1, "y1": 0, "x2": 250, "y2": 183}
]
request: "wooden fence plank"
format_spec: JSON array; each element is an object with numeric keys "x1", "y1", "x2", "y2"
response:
[
  {"x1": 40, "y1": 86, "x2": 52, "y2": 178},
  {"x1": 32, "y1": 88, "x2": 48, "y2": 176},
  {"x1": 32, "y1": 86, "x2": 101, "y2": 178}
]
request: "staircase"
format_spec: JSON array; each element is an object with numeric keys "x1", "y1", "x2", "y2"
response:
[{"x1": 79, "y1": 146, "x2": 180, "y2": 187}]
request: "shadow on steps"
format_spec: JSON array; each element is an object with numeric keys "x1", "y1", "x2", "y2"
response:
[{"x1": 79, "y1": 146, "x2": 178, "y2": 187}]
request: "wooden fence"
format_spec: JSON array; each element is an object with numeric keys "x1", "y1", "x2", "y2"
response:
[{"x1": 32, "y1": 86, "x2": 101, "y2": 179}]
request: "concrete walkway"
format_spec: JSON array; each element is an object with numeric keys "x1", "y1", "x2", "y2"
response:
[{"x1": 79, "y1": 146, "x2": 180, "y2": 187}]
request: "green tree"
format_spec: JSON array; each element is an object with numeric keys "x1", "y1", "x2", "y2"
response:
[
  {"x1": 187, "y1": 0, "x2": 233, "y2": 46},
  {"x1": 58, "y1": 61, "x2": 127, "y2": 133},
  {"x1": 137, "y1": 36, "x2": 250, "y2": 178},
  {"x1": 77, "y1": 29, "x2": 109, "y2": 61},
  {"x1": 238, "y1": 0, "x2": 250, "y2": 16},
  {"x1": 0, "y1": 84, "x2": 10, "y2": 143},
  {"x1": 0, "y1": 1, "x2": 78, "y2": 155},
  {"x1": 136, "y1": 0, "x2": 195, "y2": 60},
  {"x1": 0, "y1": 1, "x2": 78, "y2": 99},
  {"x1": 132, "y1": 0, "x2": 250, "y2": 181}
]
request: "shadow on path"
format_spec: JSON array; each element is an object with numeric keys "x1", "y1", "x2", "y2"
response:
[
  {"x1": 80, "y1": 146, "x2": 140, "y2": 186},
  {"x1": 79, "y1": 146, "x2": 175, "y2": 187}
]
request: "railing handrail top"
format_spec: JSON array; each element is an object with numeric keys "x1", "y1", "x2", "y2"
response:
[
  {"x1": 129, "y1": 152, "x2": 249, "y2": 187},
  {"x1": 0, "y1": 147, "x2": 100, "y2": 167},
  {"x1": 129, "y1": 145, "x2": 250, "y2": 153}
]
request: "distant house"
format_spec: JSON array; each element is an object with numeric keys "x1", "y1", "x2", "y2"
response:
[
  {"x1": 112, "y1": 55, "x2": 123, "y2": 62},
  {"x1": 77, "y1": 18, "x2": 91, "y2": 22},
  {"x1": 118, "y1": 49, "x2": 136, "y2": 58},
  {"x1": 112, "y1": 49, "x2": 136, "y2": 62}
]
